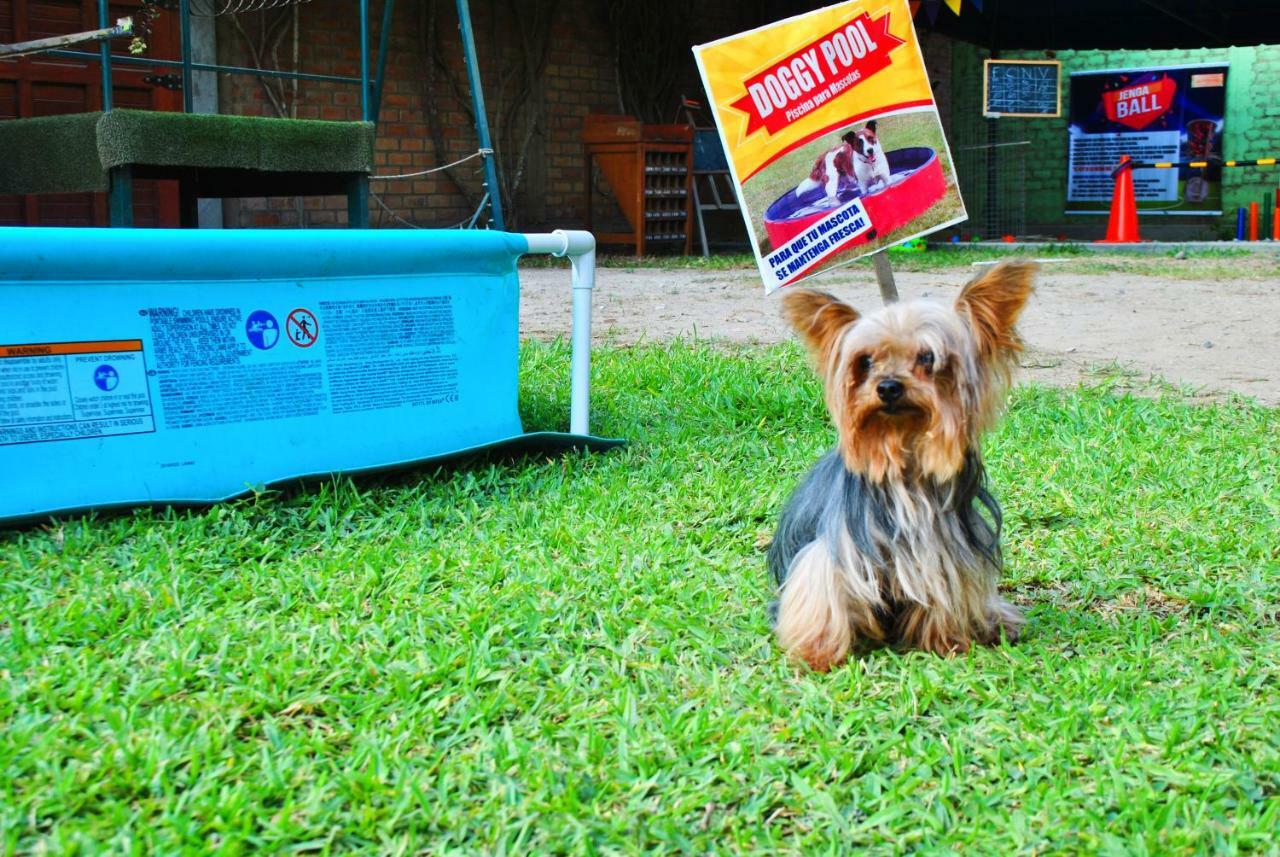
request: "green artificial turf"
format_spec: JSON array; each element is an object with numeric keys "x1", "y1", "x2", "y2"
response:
[
  {"x1": 0, "y1": 113, "x2": 107, "y2": 194},
  {"x1": 1, "y1": 342, "x2": 1277, "y2": 854},
  {"x1": 96, "y1": 110, "x2": 375, "y2": 174},
  {"x1": 0, "y1": 110, "x2": 374, "y2": 196}
]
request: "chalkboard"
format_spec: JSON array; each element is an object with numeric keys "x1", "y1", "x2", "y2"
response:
[{"x1": 983, "y1": 59, "x2": 1061, "y2": 118}]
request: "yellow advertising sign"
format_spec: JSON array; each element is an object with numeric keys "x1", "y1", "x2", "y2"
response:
[{"x1": 693, "y1": 0, "x2": 966, "y2": 293}]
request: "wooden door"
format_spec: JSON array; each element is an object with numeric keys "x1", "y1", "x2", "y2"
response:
[{"x1": 0, "y1": 0, "x2": 182, "y2": 226}]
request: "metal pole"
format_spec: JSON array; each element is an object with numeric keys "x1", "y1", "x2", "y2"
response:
[
  {"x1": 371, "y1": 0, "x2": 396, "y2": 124},
  {"x1": 524, "y1": 230, "x2": 596, "y2": 434},
  {"x1": 0, "y1": 19, "x2": 132, "y2": 59},
  {"x1": 97, "y1": 0, "x2": 111, "y2": 110},
  {"x1": 359, "y1": 0, "x2": 370, "y2": 121},
  {"x1": 179, "y1": 0, "x2": 193, "y2": 113},
  {"x1": 567, "y1": 241, "x2": 595, "y2": 434},
  {"x1": 985, "y1": 0, "x2": 999, "y2": 239},
  {"x1": 48, "y1": 49, "x2": 367, "y2": 85},
  {"x1": 872, "y1": 251, "x2": 899, "y2": 305},
  {"x1": 455, "y1": 0, "x2": 505, "y2": 230}
]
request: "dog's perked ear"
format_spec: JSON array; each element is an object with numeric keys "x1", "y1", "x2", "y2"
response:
[
  {"x1": 955, "y1": 261, "x2": 1036, "y2": 360},
  {"x1": 864, "y1": 119, "x2": 878, "y2": 134},
  {"x1": 782, "y1": 288, "x2": 859, "y2": 369}
]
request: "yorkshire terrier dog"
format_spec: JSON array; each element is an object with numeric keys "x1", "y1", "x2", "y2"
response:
[{"x1": 769, "y1": 262, "x2": 1035, "y2": 670}]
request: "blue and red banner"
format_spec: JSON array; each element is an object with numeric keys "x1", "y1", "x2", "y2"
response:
[{"x1": 1067, "y1": 63, "x2": 1228, "y2": 216}]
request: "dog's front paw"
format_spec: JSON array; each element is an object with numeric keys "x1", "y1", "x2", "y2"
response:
[
  {"x1": 982, "y1": 596, "x2": 1025, "y2": 645},
  {"x1": 774, "y1": 545, "x2": 853, "y2": 672},
  {"x1": 776, "y1": 605, "x2": 852, "y2": 672},
  {"x1": 894, "y1": 604, "x2": 973, "y2": 656}
]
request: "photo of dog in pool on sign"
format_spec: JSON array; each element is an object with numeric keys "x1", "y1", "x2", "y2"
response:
[
  {"x1": 741, "y1": 107, "x2": 965, "y2": 283},
  {"x1": 795, "y1": 120, "x2": 891, "y2": 201}
]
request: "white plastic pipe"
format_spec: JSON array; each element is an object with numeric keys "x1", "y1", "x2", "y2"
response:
[{"x1": 523, "y1": 230, "x2": 595, "y2": 435}]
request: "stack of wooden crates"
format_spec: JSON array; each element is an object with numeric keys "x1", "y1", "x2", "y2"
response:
[{"x1": 581, "y1": 114, "x2": 693, "y2": 255}]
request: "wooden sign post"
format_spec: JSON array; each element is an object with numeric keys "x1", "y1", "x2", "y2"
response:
[{"x1": 872, "y1": 251, "x2": 899, "y2": 305}]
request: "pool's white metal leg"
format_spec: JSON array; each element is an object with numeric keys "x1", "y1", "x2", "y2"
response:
[
  {"x1": 526, "y1": 229, "x2": 596, "y2": 436},
  {"x1": 567, "y1": 244, "x2": 594, "y2": 435}
]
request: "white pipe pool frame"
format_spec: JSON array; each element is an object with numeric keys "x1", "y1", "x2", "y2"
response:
[{"x1": 522, "y1": 230, "x2": 595, "y2": 436}]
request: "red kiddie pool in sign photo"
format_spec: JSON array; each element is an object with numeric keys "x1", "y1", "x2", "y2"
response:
[{"x1": 763, "y1": 146, "x2": 948, "y2": 249}]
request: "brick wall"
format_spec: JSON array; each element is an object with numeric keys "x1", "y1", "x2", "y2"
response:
[
  {"x1": 215, "y1": 0, "x2": 756, "y2": 231},
  {"x1": 943, "y1": 41, "x2": 1280, "y2": 239}
]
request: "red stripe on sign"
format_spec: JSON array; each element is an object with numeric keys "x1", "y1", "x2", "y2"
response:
[{"x1": 728, "y1": 11, "x2": 905, "y2": 139}]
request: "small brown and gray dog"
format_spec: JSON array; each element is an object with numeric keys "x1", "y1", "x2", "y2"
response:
[{"x1": 768, "y1": 262, "x2": 1035, "y2": 670}]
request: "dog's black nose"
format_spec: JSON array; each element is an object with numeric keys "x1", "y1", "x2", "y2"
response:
[{"x1": 876, "y1": 379, "x2": 905, "y2": 403}]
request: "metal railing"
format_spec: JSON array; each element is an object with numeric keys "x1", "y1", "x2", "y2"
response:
[
  {"x1": 44, "y1": 0, "x2": 391, "y2": 122},
  {"x1": 5, "y1": 0, "x2": 508, "y2": 230}
]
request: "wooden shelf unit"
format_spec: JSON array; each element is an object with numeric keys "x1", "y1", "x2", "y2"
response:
[{"x1": 582, "y1": 114, "x2": 693, "y2": 255}]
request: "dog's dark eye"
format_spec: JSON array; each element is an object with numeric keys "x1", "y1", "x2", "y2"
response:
[
  {"x1": 856, "y1": 354, "x2": 873, "y2": 374},
  {"x1": 917, "y1": 350, "x2": 935, "y2": 368}
]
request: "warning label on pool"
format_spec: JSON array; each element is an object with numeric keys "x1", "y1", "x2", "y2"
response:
[
  {"x1": 131, "y1": 297, "x2": 462, "y2": 432},
  {"x1": 319, "y1": 296, "x2": 459, "y2": 414},
  {"x1": 0, "y1": 296, "x2": 464, "y2": 449},
  {"x1": 0, "y1": 340, "x2": 156, "y2": 446},
  {"x1": 286, "y1": 308, "x2": 319, "y2": 348},
  {"x1": 145, "y1": 306, "x2": 327, "y2": 431},
  {"x1": 693, "y1": 0, "x2": 967, "y2": 292}
]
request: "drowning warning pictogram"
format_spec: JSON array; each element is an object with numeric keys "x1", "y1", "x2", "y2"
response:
[{"x1": 286, "y1": 308, "x2": 319, "y2": 348}]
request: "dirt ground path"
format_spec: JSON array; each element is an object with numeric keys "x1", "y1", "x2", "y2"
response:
[{"x1": 520, "y1": 261, "x2": 1280, "y2": 405}]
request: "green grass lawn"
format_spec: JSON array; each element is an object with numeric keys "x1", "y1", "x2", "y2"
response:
[{"x1": 2, "y1": 342, "x2": 1277, "y2": 853}]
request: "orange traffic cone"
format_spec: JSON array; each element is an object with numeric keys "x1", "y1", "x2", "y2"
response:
[{"x1": 1096, "y1": 155, "x2": 1140, "y2": 243}]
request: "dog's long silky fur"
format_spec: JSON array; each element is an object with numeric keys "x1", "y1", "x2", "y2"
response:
[
  {"x1": 771, "y1": 262, "x2": 1034, "y2": 670},
  {"x1": 768, "y1": 449, "x2": 1011, "y2": 669}
]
